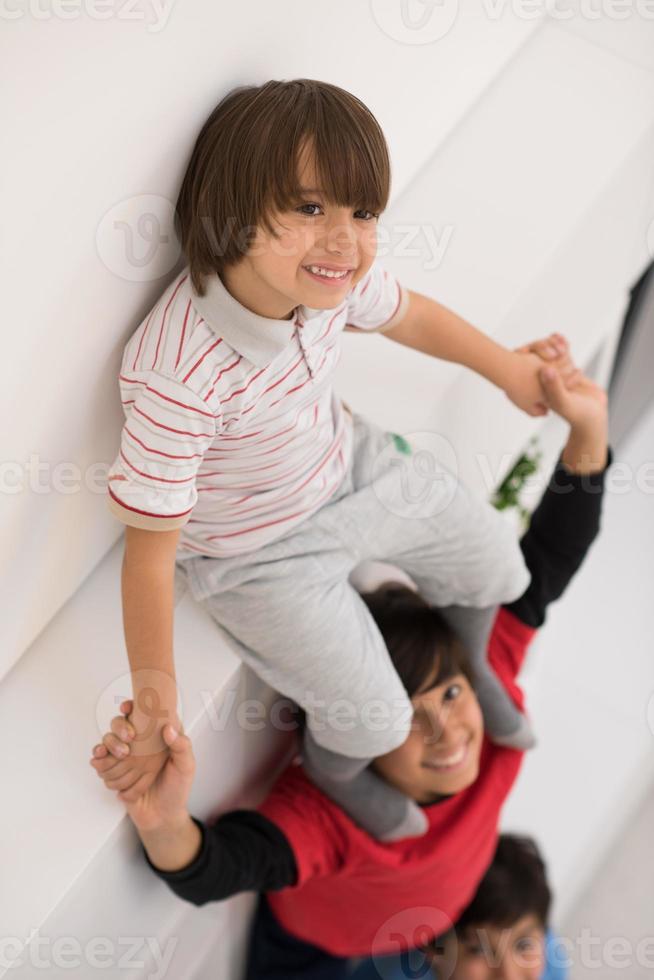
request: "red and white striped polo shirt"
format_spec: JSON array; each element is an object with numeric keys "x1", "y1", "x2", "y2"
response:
[{"x1": 106, "y1": 257, "x2": 409, "y2": 558}]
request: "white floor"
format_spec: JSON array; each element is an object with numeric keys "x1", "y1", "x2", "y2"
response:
[
  {"x1": 558, "y1": 397, "x2": 654, "y2": 979},
  {"x1": 563, "y1": 783, "x2": 654, "y2": 979}
]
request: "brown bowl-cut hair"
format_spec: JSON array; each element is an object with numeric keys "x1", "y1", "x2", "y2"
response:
[
  {"x1": 360, "y1": 583, "x2": 474, "y2": 698},
  {"x1": 174, "y1": 78, "x2": 392, "y2": 296}
]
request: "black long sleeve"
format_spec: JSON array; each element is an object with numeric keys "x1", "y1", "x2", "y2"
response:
[
  {"x1": 504, "y1": 447, "x2": 613, "y2": 628},
  {"x1": 141, "y1": 810, "x2": 297, "y2": 905}
]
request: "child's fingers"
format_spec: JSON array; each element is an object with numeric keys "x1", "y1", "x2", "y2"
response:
[
  {"x1": 104, "y1": 767, "x2": 145, "y2": 792},
  {"x1": 533, "y1": 339, "x2": 559, "y2": 359},
  {"x1": 90, "y1": 749, "x2": 132, "y2": 773},
  {"x1": 518, "y1": 339, "x2": 558, "y2": 361},
  {"x1": 120, "y1": 699, "x2": 134, "y2": 715},
  {"x1": 110, "y1": 715, "x2": 135, "y2": 743},
  {"x1": 102, "y1": 732, "x2": 130, "y2": 759},
  {"x1": 563, "y1": 368, "x2": 582, "y2": 388}
]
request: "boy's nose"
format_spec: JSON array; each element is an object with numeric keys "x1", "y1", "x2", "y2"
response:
[
  {"x1": 423, "y1": 710, "x2": 446, "y2": 746},
  {"x1": 322, "y1": 218, "x2": 359, "y2": 253},
  {"x1": 493, "y1": 955, "x2": 527, "y2": 980}
]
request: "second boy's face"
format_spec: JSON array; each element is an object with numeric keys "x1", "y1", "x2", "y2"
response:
[
  {"x1": 373, "y1": 674, "x2": 484, "y2": 803},
  {"x1": 431, "y1": 916, "x2": 547, "y2": 980},
  {"x1": 227, "y1": 143, "x2": 380, "y2": 320}
]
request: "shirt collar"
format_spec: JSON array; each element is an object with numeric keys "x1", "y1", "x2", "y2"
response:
[{"x1": 189, "y1": 269, "x2": 324, "y2": 369}]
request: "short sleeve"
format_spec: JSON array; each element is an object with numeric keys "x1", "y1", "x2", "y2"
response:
[
  {"x1": 345, "y1": 258, "x2": 410, "y2": 333},
  {"x1": 106, "y1": 371, "x2": 217, "y2": 531},
  {"x1": 487, "y1": 607, "x2": 537, "y2": 713},
  {"x1": 257, "y1": 766, "x2": 348, "y2": 886}
]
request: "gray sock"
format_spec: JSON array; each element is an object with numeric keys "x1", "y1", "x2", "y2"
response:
[
  {"x1": 301, "y1": 730, "x2": 428, "y2": 841},
  {"x1": 437, "y1": 604, "x2": 536, "y2": 751}
]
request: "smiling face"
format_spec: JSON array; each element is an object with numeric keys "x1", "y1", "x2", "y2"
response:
[
  {"x1": 373, "y1": 672, "x2": 485, "y2": 803},
  {"x1": 432, "y1": 916, "x2": 547, "y2": 980},
  {"x1": 222, "y1": 139, "x2": 380, "y2": 320}
]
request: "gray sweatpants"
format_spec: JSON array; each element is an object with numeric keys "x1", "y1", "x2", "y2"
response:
[{"x1": 176, "y1": 410, "x2": 530, "y2": 759}]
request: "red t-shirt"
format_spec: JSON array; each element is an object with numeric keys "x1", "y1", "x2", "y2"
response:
[{"x1": 258, "y1": 607, "x2": 536, "y2": 957}]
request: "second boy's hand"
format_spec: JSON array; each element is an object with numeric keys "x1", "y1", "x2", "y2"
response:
[{"x1": 91, "y1": 698, "x2": 201, "y2": 872}]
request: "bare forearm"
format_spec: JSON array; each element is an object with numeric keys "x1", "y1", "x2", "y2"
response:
[
  {"x1": 139, "y1": 813, "x2": 202, "y2": 873},
  {"x1": 121, "y1": 555, "x2": 179, "y2": 736},
  {"x1": 391, "y1": 290, "x2": 512, "y2": 387}
]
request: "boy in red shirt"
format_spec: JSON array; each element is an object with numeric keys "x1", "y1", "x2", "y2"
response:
[{"x1": 90, "y1": 359, "x2": 610, "y2": 977}]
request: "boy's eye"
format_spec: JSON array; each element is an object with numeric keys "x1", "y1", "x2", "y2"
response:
[
  {"x1": 515, "y1": 937, "x2": 539, "y2": 953},
  {"x1": 443, "y1": 683, "x2": 462, "y2": 702},
  {"x1": 296, "y1": 203, "x2": 323, "y2": 216},
  {"x1": 294, "y1": 203, "x2": 379, "y2": 220}
]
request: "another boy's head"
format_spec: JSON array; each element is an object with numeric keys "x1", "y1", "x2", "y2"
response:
[
  {"x1": 175, "y1": 78, "x2": 390, "y2": 316},
  {"x1": 360, "y1": 584, "x2": 484, "y2": 802},
  {"x1": 428, "y1": 834, "x2": 553, "y2": 980}
]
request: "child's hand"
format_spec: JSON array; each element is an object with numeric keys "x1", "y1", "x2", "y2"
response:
[
  {"x1": 538, "y1": 366, "x2": 608, "y2": 433},
  {"x1": 515, "y1": 332, "x2": 581, "y2": 385},
  {"x1": 91, "y1": 693, "x2": 183, "y2": 805},
  {"x1": 89, "y1": 699, "x2": 195, "y2": 833},
  {"x1": 504, "y1": 332, "x2": 580, "y2": 417}
]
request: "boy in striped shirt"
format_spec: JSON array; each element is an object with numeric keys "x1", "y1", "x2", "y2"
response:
[{"x1": 105, "y1": 78, "x2": 577, "y2": 839}]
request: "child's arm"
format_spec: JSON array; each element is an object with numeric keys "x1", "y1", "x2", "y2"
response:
[
  {"x1": 504, "y1": 366, "x2": 610, "y2": 629},
  {"x1": 115, "y1": 526, "x2": 183, "y2": 800},
  {"x1": 356, "y1": 288, "x2": 574, "y2": 417}
]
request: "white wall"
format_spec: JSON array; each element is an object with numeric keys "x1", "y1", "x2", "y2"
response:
[
  {"x1": 3, "y1": 3, "x2": 654, "y2": 977},
  {"x1": 1, "y1": 0, "x2": 540, "y2": 683}
]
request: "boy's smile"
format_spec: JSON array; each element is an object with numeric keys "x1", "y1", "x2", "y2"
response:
[
  {"x1": 222, "y1": 140, "x2": 378, "y2": 321},
  {"x1": 301, "y1": 262, "x2": 356, "y2": 288}
]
